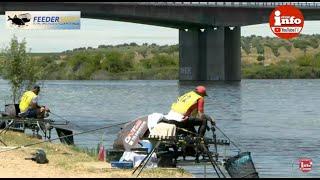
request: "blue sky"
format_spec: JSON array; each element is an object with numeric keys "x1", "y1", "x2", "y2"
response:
[{"x1": 1, "y1": 15, "x2": 320, "y2": 52}]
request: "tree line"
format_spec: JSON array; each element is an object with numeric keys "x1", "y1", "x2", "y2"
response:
[{"x1": 1, "y1": 34, "x2": 320, "y2": 86}]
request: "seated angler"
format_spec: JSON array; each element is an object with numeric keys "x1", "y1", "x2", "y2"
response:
[
  {"x1": 163, "y1": 85, "x2": 214, "y2": 137},
  {"x1": 19, "y1": 85, "x2": 50, "y2": 119}
]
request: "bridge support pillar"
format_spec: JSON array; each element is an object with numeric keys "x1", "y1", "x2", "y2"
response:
[
  {"x1": 201, "y1": 27, "x2": 225, "y2": 80},
  {"x1": 224, "y1": 26, "x2": 241, "y2": 81},
  {"x1": 179, "y1": 26, "x2": 241, "y2": 81},
  {"x1": 179, "y1": 28, "x2": 201, "y2": 80}
]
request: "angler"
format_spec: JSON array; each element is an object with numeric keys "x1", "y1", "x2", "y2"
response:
[
  {"x1": 0, "y1": 85, "x2": 74, "y2": 145},
  {"x1": 162, "y1": 85, "x2": 213, "y2": 138},
  {"x1": 19, "y1": 85, "x2": 50, "y2": 119}
]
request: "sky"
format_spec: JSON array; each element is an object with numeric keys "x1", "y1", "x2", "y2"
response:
[{"x1": 1, "y1": 15, "x2": 320, "y2": 53}]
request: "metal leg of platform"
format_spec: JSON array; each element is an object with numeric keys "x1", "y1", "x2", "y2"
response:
[
  {"x1": 0, "y1": 121, "x2": 16, "y2": 146},
  {"x1": 0, "y1": 120, "x2": 14, "y2": 135},
  {"x1": 200, "y1": 142, "x2": 226, "y2": 178},
  {"x1": 204, "y1": 163, "x2": 207, "y2": 178},
  {"x1": 132, "y1": 141, "x2": 161, "y2": 177},
  {"x1": 0, "y1": 138, "x2": 7, "y2": 146}
]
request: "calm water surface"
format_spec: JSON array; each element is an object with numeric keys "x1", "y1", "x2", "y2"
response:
[{"x1": 0, "y1": 79, "x2": 319, "y2": 178}]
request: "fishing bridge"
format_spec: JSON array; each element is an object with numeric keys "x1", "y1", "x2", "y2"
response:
[{"x1": 1, "y1": 2, "x2": 320, "y2": 81}]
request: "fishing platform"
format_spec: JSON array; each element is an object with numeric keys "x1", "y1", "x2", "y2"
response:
[
  {"x1": 109, "y1": 115, "x2": 259, "y2": 178},
  {"x1": 0, "y1": 104, "x2": 74, "y2": 145}
]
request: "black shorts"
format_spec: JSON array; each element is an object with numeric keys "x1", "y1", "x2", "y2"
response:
[{"x1": 26, "y1": 108, "x2": 37, "y2": 118}]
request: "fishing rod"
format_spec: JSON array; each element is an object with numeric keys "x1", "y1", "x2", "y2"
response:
[
  {"x1": 176, "y1": 127, "x2": 198, "y2": 136},
  {"x1": 0, "y1": 121, "x2": 129, "y2": 153},
  {"x1": 49, "y1": 112, "x2": 115, "y2": 131},
  {"x1": 206, "y1": 115, "x2": 242, "y2": 152},
  {"x1": 49, "y1": 112, "x2": 107, "y2": 139},
  {"x1": 213, "y1": 124, "x2": 241, "y2": 152},
  {"x1": 48, "y1": 112, "x2": 69, "y2": 123}
]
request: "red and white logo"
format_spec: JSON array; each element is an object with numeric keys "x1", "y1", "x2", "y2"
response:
[
  {"x1": 299, "y1": 158, "x2": 312, "y2": 173},
  {"x1": 269, "y1": 5, "x2": 304, "y2": 39}
]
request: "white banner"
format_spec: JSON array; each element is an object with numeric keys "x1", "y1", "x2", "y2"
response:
[{"x1": 5, "y1": 11, "x2": 80, "y2": 30}]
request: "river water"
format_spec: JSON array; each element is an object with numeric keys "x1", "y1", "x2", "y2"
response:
[{"x1": 0, "y1": 79, "x2": 319, "y2": 178}]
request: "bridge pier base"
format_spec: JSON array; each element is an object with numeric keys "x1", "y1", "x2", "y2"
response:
[{"x1": 179, "y1": 26, "x2": 241, "y2": 81}]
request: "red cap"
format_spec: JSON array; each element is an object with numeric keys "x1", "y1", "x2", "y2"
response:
[{"x1": 195, "y1": 86, "x2": 207, "y2": 96}]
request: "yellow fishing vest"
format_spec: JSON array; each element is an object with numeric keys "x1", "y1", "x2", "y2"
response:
[
  {"x1": 171, "y1": 91, "x2": 202, "y2": 115},
  {"x1": 19, "y1": 91, "x2": 37, "y2": 112}
]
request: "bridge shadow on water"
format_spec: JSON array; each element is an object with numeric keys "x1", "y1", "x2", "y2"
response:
[{"x1": 178, "y1": 80, "x2": 241, "y2": 87}]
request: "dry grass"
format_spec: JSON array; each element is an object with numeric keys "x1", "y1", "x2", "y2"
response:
[{"x1": 0, "y1": 131, "x2": 192, "y2": 178}]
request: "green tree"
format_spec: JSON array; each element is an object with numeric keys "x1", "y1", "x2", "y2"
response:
[
  {"x1": 251, "y1": 37, "x2": 264, "y2": 55},
  {"x1": 309, "y1": 38, "x2": 319, "y2": 49},
  {"x1": 256, "y1": 44, "x2": 264, "y2": 55},
  {"x1": 257, "y1": 55, "x2": 265, "y2": 65},
  {"x1": 141, "y1": 58, "x2": 153, "y2": 69},
  {"x1": 241, "y1": 38, "x2": 251, "y2": 55},
  {"x1": 0, "y1": 53, "x2": 5, "y2": 75},
  {"x1": 281, "y1": 41, "x2": 292, "y2": 52},
  {"x1": 293, "y1": 39, "x2": 310, "y2": 55},
  {"x1": 102, "y1": 51, "x2": 133, "y2": 73},
  {"x1": 2, "y1": 35, "x2": 43, "y2": 103},
  {"x1": 265, "y1": 39, "x2": 283, "y2": 57}
]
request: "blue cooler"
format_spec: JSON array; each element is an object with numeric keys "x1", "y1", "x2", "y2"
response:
[{"x1": 111, "y1": 161, "x2": 133, "y2": 169}]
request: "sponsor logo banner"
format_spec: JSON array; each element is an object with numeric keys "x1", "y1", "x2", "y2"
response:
[
  {"x1": 6, "y1": 11, "x2": 80, "y2": 30},
  {"x1": 269, "y1": 5, "x2": 304, "y2": 39}
]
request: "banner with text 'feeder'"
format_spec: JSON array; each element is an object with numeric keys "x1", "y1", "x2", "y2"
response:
[{"x1": 6, "y1": 11, "x2": 80, "y2": 30}]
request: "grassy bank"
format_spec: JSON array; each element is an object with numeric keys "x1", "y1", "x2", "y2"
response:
[{"x1": 0, "y1": 131, "x2": 192, "y2": 178}]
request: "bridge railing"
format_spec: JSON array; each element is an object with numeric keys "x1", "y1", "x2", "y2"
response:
[{"x1": 123, "y1": 2, "x2": 320, "y2": 8}]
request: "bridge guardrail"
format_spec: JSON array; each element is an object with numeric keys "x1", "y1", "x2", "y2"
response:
[{"x1": 120, "y1": 2, "x2": 320, "y2": 9}]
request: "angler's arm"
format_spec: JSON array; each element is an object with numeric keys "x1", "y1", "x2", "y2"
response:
[
  {"x1": 30, "y1": 101, "x2": 39, "y2": 109},
  {"x1": 196, "y1": 98, "x2": 205, "y2": 120},
  {"x1": 30, "y1": 96, "x2": 41, "y2": 109}
]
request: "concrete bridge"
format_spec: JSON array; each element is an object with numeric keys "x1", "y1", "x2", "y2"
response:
[{"x1": 1, "y1": 2, "x2": 320, "y2": 81}]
